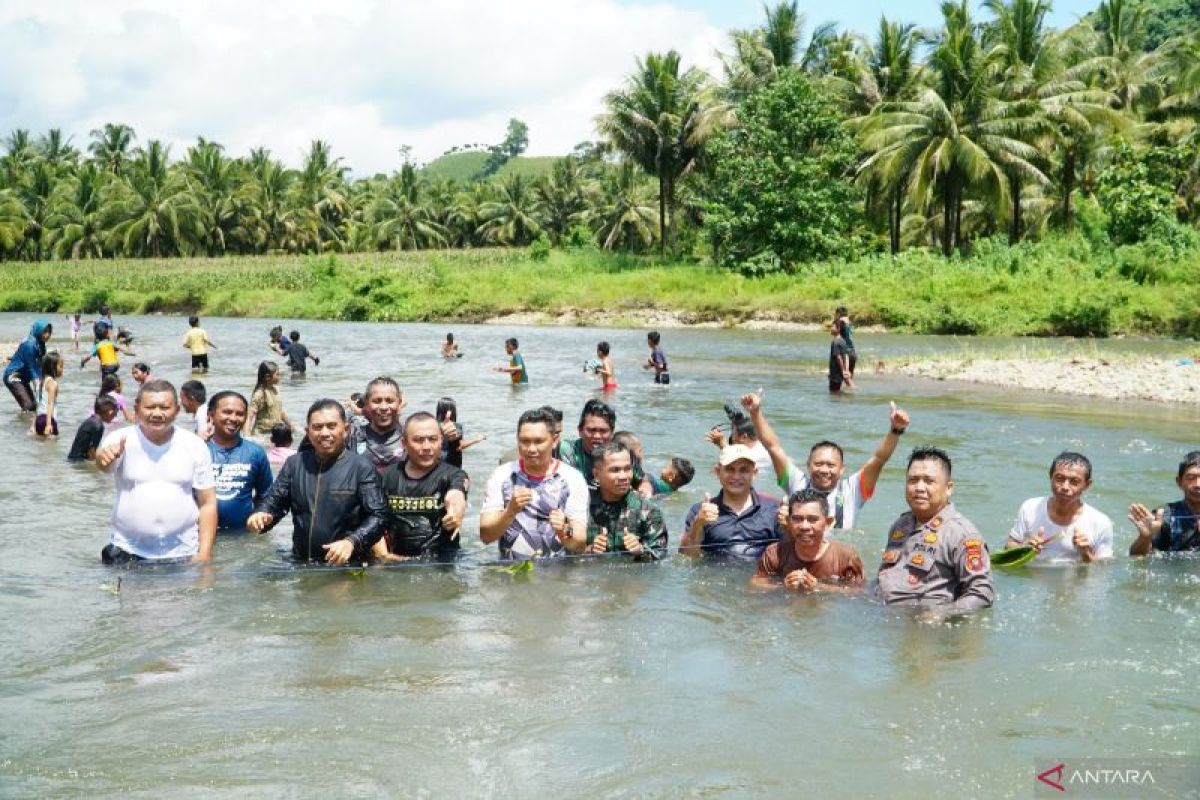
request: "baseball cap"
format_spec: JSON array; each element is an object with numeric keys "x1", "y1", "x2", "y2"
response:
[{"x1": 719, "y1": 444, "x2": 757, "y2": 466}]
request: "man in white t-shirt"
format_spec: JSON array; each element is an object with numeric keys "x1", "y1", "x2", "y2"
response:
[
  {"x1": 480, "y1": 407, "x2": 588, "y2": 560},
  {"x1": 95, "y1": 379, "x2": 217, "y2": 564},
  {"x1": 1007, "y1": 451, "x2": 1113, "y2": 563},
  {"x1": 742, "y1": 392, "x2": 910, "y2": 530}
]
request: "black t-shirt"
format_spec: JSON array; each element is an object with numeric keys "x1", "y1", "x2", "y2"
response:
[
  {"x1": 287, "y1": 342, "x2": 309, "y2": 371},
  {"x1": 441, "y1": 422, "x2": 464, "y2": 468},
  {"x1": 829, "y1": 336, "x2": 849, "y2": 380},
  {"x1": 381, "y1": 460, "x2": 470, "y2": 557},
  {"x1": 67, "y1": 416, "x2": 106, "y2": 462}
]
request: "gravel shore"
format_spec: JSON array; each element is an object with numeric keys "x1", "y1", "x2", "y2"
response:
[{"x1": 893, "y1": 355, "x2": 1200, "y2": 404}]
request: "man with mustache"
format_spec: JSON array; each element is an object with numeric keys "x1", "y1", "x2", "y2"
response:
[
  {"x1": 247, "y1": 399, "x2": 386, "y2": 564},
  {"x1": 751, "y1": 488, "x2": 864, "y2": 592},
  {"x1": 876, "y1": 446, "x2": 994, "y2": 613},
  {"x1": 584, "y1": 442, "x2": 667, "y2": 560}
]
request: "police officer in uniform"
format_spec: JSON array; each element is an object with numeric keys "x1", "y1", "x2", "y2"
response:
[{"x1": 877, "y1": 446, "x2": 994, "y2": 613}]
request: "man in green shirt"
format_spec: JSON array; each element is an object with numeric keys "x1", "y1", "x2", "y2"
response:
[{"x1": 585, "y1": 442, "x2": 667, "y2": 560}]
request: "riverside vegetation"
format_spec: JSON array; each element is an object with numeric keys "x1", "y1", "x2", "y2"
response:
[
  {"x1": 2, "y1": 230, "x2": 1198, "y2": 337},
  {"x1": 1, "y1": 0, "x2": 1199, "y2": 337}
]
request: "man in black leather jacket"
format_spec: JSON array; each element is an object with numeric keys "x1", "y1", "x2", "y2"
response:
[{"x1": 247, "y1": 398, "x2": 386, "y2": 563}]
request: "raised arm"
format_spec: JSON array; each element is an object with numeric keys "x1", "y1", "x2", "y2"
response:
[
  {"x1": 741, "y1": 392, "x2": 790, "y2": 486},
  {"x1": 857, "y1": 402, "x2": 910, "y2": 497}
]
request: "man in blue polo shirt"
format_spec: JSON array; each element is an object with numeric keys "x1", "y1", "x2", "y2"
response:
[
  {"x1": 680, "y1": 444, "x2": 781, "y2": 559},
  {"x1": 206, "y1": 390, "x2": 273, "y2": 531}
]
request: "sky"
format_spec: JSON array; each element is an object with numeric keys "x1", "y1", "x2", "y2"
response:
[{"x1": 0, "y1": 0, "x2": 1100, "y2": 176}]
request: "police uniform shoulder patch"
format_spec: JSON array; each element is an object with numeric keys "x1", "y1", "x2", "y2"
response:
[{"x1": 964, "y1": 538, "x2": 987, "y2": 574}]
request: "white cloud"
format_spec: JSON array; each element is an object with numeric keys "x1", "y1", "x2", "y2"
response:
[{"x1": 0, "y1": 0, "x2": 727, "y2": 174}]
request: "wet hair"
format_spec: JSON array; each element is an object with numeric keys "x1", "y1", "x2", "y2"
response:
[
  {"x1": 505, "y1": 337, "x2": 519, "y2": 349},
  {"x1": 348, "y1": 392, "x2": 363, "y2": 409},
  {"x1": 908, "y1": 445, "x2": 952, "y2": 477},
  {"x1": 207, "y1": 390, "x2": 248, "y2": 415},
  {"x1": 809, "y1": 440, "x2": 845, "y2": 462},
  {"x1": 789, "y1": 487, "x2": 829, "y2": 515},
  {"x1": 445, "y1": 332, "x2": 455, "y2": 343},
  {"x1": 131, "y1": 361, "x2": 150, "y2": 375},
  {"x1": 306, "y1": 397, "x2": 345, "y2": 423},
  {"x1": 269, "y1": 325, "x2": 283, "y2": 341},
  {"x1": 577, "y1": 398, "x2": 616, "y2": 430},
  {"x1": 363, "y1": 376, "x2": 401, "y2": 401},
  {"x1": 539, "y1": 405, "x2": 563, "y2": 425},
  {"x1": 100, "y1": 374, "x2": 122, "y2": 395},
  {"x1": 188, "y1": 315, "x2": 199, "y2": 327},
  {"x1": 597, "y1": 341, "x2": 610, "y2": 357},
  {"x1": 135, "y1": 379, "x2": 177, "y2": 406},
  {"x1": 270, "y1": 422, "x2": 294, "y2": 447},
  {"x1": 670, "y1": 457, "x2": 695, "y2": 487},
  {"x1": 41, "y1": 351, "x2": 62, "y2": 378},
  {"x1": 1178, "y1": 451, "x2": 1200, "y2": 480},
  {"x1": 289, "y1": 330, "x2": 300, "y2": 342},
  {"x1": 517, "y1": 406, "x2": 557, "y2": 434},
  {"x1": 592, "y1": 441, "x2": 631, "y2": 469},
  {"x1": 1050, "y1": 451, "x2": 1092, "y2": 481},
  {"x1": 180, "y1": 379, "x2": 206, "y2": 404},
  {"x1": 835, "y1": 305, "x2": 848, "y2": 317},
  {"x1": 647, "y1": 331, "x2": 661, "y2": 345},
  {"x1": 94, "y1": 395, "x2": 118, "y2": 415},
  {"x1": 254, "y1": 361, "x2": 279, "y2": 393},
  {"x1": 436, "y1": 397, "x2": 458, "y2": 423}
]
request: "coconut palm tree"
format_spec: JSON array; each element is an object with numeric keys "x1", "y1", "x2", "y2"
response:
[
  {"x1": 596, "y1": 50, "x2": 725, "y2": 255},
  {"x1": 1068, "y1": 0, "x2": 1168, "y2": 113},
  {"x1": 37, "y1": 129, "x2": 79, "y2": 175},
  {"x1": 594, "y1": 161, "x2": 658, "y2": 250},
  {"x1": 858, "y1": 0, "x2": 1047, "y2": 255},
  {"x1": 46, "y1": 162, "x2": 108, "y2": 259},
  {"x1": 88, "y1": 123, "x2": 136, "y2": 176},
  {"x1": 0, "y1": 189, "x2": 26, "y2": 257},
  {"x1": 537, "y1": 158, "x2": 591, "y2": 243},
  {"x1": 105, "y1": 141, "x2": 204, "y2": 257},
  {"x1": 369, "y1": 164, "x2": 447, "y2": 250},
  {"x1": 477, "y1": 173, "x2": 542, "y2": 245}
]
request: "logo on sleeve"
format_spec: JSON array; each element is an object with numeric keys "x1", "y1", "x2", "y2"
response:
[{"x1": 964, "y1": 538, "x2": 987, "y2": 573}]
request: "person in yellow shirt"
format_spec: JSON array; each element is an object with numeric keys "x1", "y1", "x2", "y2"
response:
[
  {"x1": 183, "y1": 315, "x2": 217, "y2": 373},
  {"x1": 81, "y1": 326, "x2": 134, "y2": 380}
]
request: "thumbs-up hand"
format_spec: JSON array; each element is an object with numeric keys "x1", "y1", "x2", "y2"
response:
[
  {"x1": 589, "y1": 526, "x2": 609, "y2": 554},
  {"x1": 698, "y1": 492, "x2": 719, "y2": 526},
  {"x1": 440, "y1": 411, "x2": 460, "y2": 441},
  {"x1": 622, "y1": 527, "x2": 644, "y2": 555},
  {"x1": 888, "y1": 401, "x2": 909, "y2": 433},
  {"x1": 96, "y1": 434, "x2": 126, "y2": 469}
]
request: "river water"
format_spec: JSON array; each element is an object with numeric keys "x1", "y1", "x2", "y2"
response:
[{"x1": 1, "y1": 313, "x2": 1197, "y2": 798}]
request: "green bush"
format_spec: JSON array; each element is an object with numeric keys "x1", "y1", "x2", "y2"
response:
[{"x1": 528, "y1": 233, "x2": 552, "y2": 261}]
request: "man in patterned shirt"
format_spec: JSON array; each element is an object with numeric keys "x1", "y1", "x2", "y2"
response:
[{"x1": 585, "y1": 442, "x2": 667, "y2": 560}]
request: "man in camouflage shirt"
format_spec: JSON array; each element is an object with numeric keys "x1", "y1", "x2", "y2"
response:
[
  {"x1": 585, "y1": 442, "x2": 667, "y2": 560},
  {"x1": 877, "y1": 446, "x2": 994, "y2": 614}
]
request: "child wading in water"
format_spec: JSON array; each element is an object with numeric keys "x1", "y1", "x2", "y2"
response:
[
  {"x1": 183, "y1": 315, "x2": 217, "y2": 373},
  {"x1": 245, "y1": 361, "x2": 293, "y2": 436},
  {"x1": 595, "y1": 341, "x2": 617, "y2": 392},
  {"x1": 285, "y1": 330, "x2": 319, "y2": 374},
  {"x1": 441, "y1": 333, "x2": 462, "y2": 359},
  {"x1": 644, "y1": 330, "x2": 669, "y2": 384},
  {"x1": 266, "y1": 422, "x2": 297, "y2": 472},
  {"x1": 32, "y1": 352, "x2": 63, "y2": 437}
]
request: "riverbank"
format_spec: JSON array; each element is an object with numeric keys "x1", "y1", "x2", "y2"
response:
[
  {"x1": 1, "y1": 235, "x2": 1199, "y2": 337},
  {"x1": 892, "y1": 352, "x2": 1200, "y2": 404}
]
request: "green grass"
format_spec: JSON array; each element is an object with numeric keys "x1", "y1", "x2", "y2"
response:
[
  {"x1": 421, "y1": 152, "x2": 559, "y2": 183},
  {"x1": 2, "y1": 235, "x2": 1198, "y2": 337}
]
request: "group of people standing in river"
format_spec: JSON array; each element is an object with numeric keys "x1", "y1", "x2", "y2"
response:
[{"x1": 5, "y1": 311, "x2": 1199, "y2": 617}]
